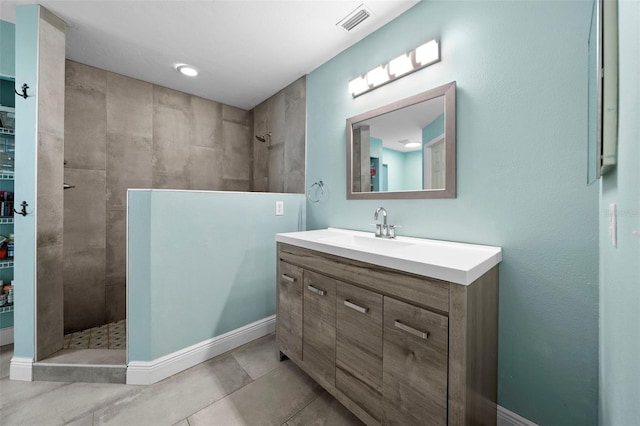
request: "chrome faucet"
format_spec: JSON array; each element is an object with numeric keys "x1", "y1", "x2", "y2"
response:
[{"x1": 374, "y1": 207, "x2": 396, "y2": 238}]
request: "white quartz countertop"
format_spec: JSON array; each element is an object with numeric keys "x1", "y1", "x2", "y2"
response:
[{"x1": 276, "y1": 228, "x2": 502, "y2": 286}]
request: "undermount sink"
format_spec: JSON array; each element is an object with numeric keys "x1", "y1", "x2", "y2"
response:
[{"x1": 276, "y1": 228, "x2": 502, "y2": 285}]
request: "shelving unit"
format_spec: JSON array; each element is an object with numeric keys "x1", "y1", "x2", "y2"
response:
[{"x1": 0, "y1": 85, "x2": 15, "y2": 335}]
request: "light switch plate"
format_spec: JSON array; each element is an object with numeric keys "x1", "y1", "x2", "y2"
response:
[{"x1": 276, "y1": 201, "x2": 284, "y2": 216}]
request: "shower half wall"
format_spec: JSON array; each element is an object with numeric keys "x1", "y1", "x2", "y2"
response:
[{"x1": 63, "y1": 61, "x2": 254, "y2": 333}]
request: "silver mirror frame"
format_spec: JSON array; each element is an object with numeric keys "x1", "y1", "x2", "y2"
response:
[{"x1": 346, "y1": 81, "x2": 456, "y2": 200}]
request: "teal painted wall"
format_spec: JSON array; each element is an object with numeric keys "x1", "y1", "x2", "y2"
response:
[
  {"x1": 0, "y1": 20, "x2": 15, "y2": 78},
  {"x1": 405, "y1": 150, "x2": 422, "y2": 190},
  {"x1": 13, "y1": 5, "x2": 39, "y2": 358},
  {"x1": 599, "y1": 1, "x2": 640, "y2": 424},
  {"x1": 370, "y1": 136, "x2": 383, "y2": 158},
  {"x1": 128, "y1": 190, "x2": 305, "y2": 361},
  {"x1": 306, "y1": 1, "x2": 598, "y2": 424},
  {"x1": 422, "y1": 112, "x2": 444, "y2": 144}
]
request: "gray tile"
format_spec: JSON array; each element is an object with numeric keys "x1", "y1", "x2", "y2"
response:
[
  {"x1": 0, "y1": 377, "x2": 70, "y2": 410},
  {"x1": 38, "y1": 14, "x2": 66, "y2": 137},
  {"x1": 285, "y1": 391, "x2": 364, "y2": 426},
  {"x1": 66, "y1": 60, "x2": 107, "y2": 93},
  {"x1": 284, "y1": 76, "x2": 306, "y2": 104},
  {"x1": 63, "y1": 168, "x2": 106, "y2": 251},
  {"x1": 64, "y1": 85, "x2": 107, "y2": 171},
  {"x1": 153, "y1": 172, "x2": 191, "y2": 190},
  {"x1": 0, "y1": 343, "x2": 12, "y2": 379},
  {"x1": 63, "y1": 247, "x2": 106, "y2": 333},
  {"x1": 1, "y1": 381, "x2": 142, "y2": 426},
  {"x1": 191, "y1": 96, "x2": 223, "y2": 149},
  {"x1": 221, "y1": 179, "x2": 251, "y2": 192},
  {"x1": 152, "y1": 103, "x2": 192, "y2": 178},
  {"x1": 222, "y1": 121, "x2": 251, "y2": 181},
  {"x1": 64, "y1": 412, "x2": 95, "y2": 426},
  {"x1": 94, "y1": 354, "x2": 252, "y2": 426},
  {"x1": 188, "y1": 361, "x2": 321, "y2": 426},
  {"x1": 105, "y1": 284, "x2": 126, "y2": 323},
  {"x1": 268, "y1": 144, "x2": 285, "y2": 193},
  {"x1": 39, "y1": 349, "x2": 125, "y2": 365},
  {"x1": 252, "y1": 101, "x2": 269, "y2": 192},
  {"x1": 284, "y1": 96, "x2": 306, "y2": 181},
  {"x1": 190, "y1": 146, "x2": 223, "y2": 190},
  {"x1": 270, "y1": 91, "x2": 286, "y2": 148},
  {"x1": 231, "y1": 333, "x2": 280, "y2": 380},
  {"x1": 172, "y1": 419, "x2": 190, "y2": 426},
  {"x1": 32, "y1": 364, "x2": 126, "y2": 384},
  {"x1": 106, "y1": 72, "x2": 153, "y2": 138},
  {"x1": 37, "y1": 132, "x2": 64, "y2": 247},
  {"x1": 106, "y1": 133, "x2": 152, "y2": 210},
  {"x1": 37, "y1": 244, "x2": 65, "y2": 360},
  {"x1": 105, "y1": 210, "x2": 126, "y2": 283},
  {"x1": 284, "y1": 170, "x2": 305, "y2": 195},
  {"x1": 154, "y1": 85, "x2": 193, "y2": 111},
  {"x1": 222, "y1": 104, "x2": 251, "y2": 126}
]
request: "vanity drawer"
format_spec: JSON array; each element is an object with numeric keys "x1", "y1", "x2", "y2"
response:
[
  {"x1": 383, "y1": 297, "x2": 448, "y2": 426},
  {"x1": 277, "y1": 262, "x2": 303, "y2": 360},
  {"x1": 303, "y1": 270, "x2": 337, "y2": 388},
  {"x1": 336, "y1": 282, "x2": 383, "y2": 421}
]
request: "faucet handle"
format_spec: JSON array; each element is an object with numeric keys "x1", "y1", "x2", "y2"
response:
[
  {"x1": 388, "y1": 224, "x2": 401, "y2": 238},
  {"x1": 374, "y1": 223, "x2": 382, "y2": 237}
]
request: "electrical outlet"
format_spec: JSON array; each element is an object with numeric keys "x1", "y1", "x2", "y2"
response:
[{"x1": 276, "y1": 201, "x2": 284, "y2": 216}]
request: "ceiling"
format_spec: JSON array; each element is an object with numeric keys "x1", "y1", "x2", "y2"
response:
[{"x1": 1, "y1": 1, "x2": 419, "y2": 110}]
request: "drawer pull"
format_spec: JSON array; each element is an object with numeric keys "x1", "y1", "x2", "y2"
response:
[
  {"x1": 344, "y1": 299, "x2": 369, "y2": 314},
  {"x1": 280, "y1": 274, "x2": 296, "y2": 283},
  {"x1": 307, "y1": 285, "x2": 326, "y2": 296},
  {"x1": 394, "y1": 320, "x2": 430, "y2": 340}
]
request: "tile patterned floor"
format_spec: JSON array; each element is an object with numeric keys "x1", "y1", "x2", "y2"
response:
[
  {"x1": 0, "y1": 334, "x2": 366, "y2": 426},
  {"x1": 63, "y1": 320, "x2": 126, "y2": 350}
]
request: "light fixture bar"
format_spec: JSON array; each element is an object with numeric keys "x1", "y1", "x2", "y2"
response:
[{"x1": 349, "y1": 39, "x2": 440, "y2": 98}]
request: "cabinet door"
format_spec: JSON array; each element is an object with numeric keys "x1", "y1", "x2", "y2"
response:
[
  {"x1": 336, "y1": 282, "x2": 383, "y2": 421},
  {"x1": 277, "y1": 262, "x2": 303, "y2": 360},
  {"x1": 303, "y1": 270, "x2": 336, "y2": 388},
  {"x1": 383, "y1": 297, "x2": 448, "y2": 426}
]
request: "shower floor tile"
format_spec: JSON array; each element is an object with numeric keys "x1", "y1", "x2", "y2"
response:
[{"x1": 64, "y1": 320, "x2": 126, "y2": 350}]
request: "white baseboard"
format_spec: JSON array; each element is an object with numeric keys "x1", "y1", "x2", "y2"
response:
[
  {"x1": 0, "y1": 326, "x2": 14, "y2": 346},
  {"x1": 498, "y1": 405, "x2": 538, "y2": 426},
  {"x1": 127, "y1": 315, "x2": 276, "y2": 385},
  {"x1": 10, "y1": 357, "x2": 33, "y2": 381}
]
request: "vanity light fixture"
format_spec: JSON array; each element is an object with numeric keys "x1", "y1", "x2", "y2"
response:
[
  {"x1": 175, "y1": 64, "x2": 198, "y2": 77},
  {"x1": 349, "y1": 39, "x2": 440, "y2": 98}
]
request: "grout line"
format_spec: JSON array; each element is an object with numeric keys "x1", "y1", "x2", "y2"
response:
[{"x1": 279, "y1": 390, "x2": 322, "y2": 426}]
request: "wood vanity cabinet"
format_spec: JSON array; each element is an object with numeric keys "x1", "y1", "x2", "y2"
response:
[{"x1": 276, "y1": 242, "x2": 498, "y2": 426}]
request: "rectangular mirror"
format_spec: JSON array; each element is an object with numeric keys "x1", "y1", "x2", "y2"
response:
[{"x1": 347, "y1": 81, "x2": 456, "y2": 199}]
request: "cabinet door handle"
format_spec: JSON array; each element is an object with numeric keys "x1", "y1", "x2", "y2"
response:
[
  {"x1": 394, "y1": 320, "x2": 430, "y2": 340},
  {"x1": 280, "y1": 274, "x2": 296, "y2": 283},
  {"x1": 307, "y1": 285, "x2": 326, "y2": 296},
  {"x1": 344, "y1": 299, "x2": 369, "y2": 314}
]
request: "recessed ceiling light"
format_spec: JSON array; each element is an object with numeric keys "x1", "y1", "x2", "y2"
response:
[{"x1": 176, "y1": 64, "x2": 198, "y2": 77}]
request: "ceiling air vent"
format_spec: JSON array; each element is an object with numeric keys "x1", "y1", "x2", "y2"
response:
[{"x1": 337, "y1": 4, "x2": 372, "y2": 32}]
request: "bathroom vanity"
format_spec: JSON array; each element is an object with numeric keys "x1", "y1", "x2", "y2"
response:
[{"x1": 275, "y1": 228, "x2": 502, "y2": 426}]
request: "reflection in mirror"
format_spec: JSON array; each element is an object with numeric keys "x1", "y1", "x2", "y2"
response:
[{"x1": 347, "y1": 81, "x2": 456, "y2": 200}]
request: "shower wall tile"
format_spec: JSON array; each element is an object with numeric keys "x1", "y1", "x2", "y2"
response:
[
  {"x1": 66, "y1": 60, "x2": 107, "y2": 92},
  {"x1": 221, "y1": 179, "x2": 251, "y2": 192},
  {"x1": 105, "y1": 209, "x2": 126, "y2": 285},
  {"x1": 63, "y1": 247, "x2": 106, "y2": 333},
  {"x1": 268, "y1": 144, "x2": 285, "y2": 193},
  {"x1": 37, "y1": 132, "x2": 64, "y2": 248},
  {"x1": 152, "y1": 103, "x2": 192, "y2": 178},
  {"x1": 223, "y1": 104, "x2": 251, "y2": 126},
  {"x1": 222, "y1": 121, "x2": 251, "y2": 181},
  {"x1": 153, "y1": 172, "x2": 190, "y2": 190},
  {"x1": 105, "y1": 283, "x2": 126, "y2": 323},
  {"x1": 64, "y1": 61, "x2": 107, "y2": 172},
  {"x1": 191, "y1": 96, "x2": 223, "y2": 149},
  {"x1": 191, "y1": 146, "x2": 224, "y2": 190},
  {"x1": 270, "y1": 91, "x2": 286, "y2": 148},
  {"x1": 252, "y1": 101, "x2": 269, "y2": 192},
  {"x1": 154, "y1": 86, "x2": 192, "y2": 110},
  {"x1": 63, "y1": 168, "x2": 106, "y2": 250},
  {"x1": 37, "y1": 13, "x2": 66, "y2": 138},
  {"x1": 106, "y1": 73, "x2": 153, "y2": 138},
  {"x1": 284, "y1": 170, "x2": 306, "y2": 195},
  {"x1": 284, "y1": 97, "x2": 306, "y2": 193},
  {"x1": 106, "y1": 134, "x2": 152, "y2": 210},
  {"x1": 36, "y1": 244, "x2": 64, "y2": 361}
]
